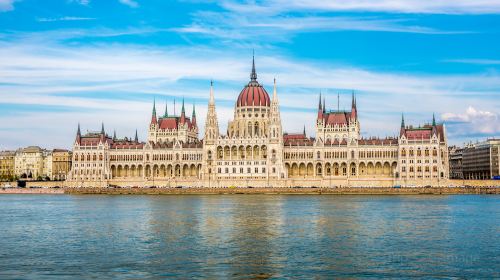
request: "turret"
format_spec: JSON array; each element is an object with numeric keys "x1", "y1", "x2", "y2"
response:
[
  {"x1": 75, "y1": 123, "x2": 81, "y2": 144},
  {"x1": 192, "y1": 104, "x2": 197, "y2": 128},
  {"x1": 317, "y1": 92, "x2": 323, "y2": 120},
  {"x1": 204, "y1": 80, "x2": 219, "y2": 144},
  {"x1": 351, "y1": 91, "x2": 357, "y2": 120},
  {"x1": 100, "y1": 122, "x2": 106, "y2": 142},
  {"x1": 151, "y1": 99, "x2": 157, "y2": 125},
  {"x1": 180, "y1": 98, "x2": 186, "y2": 124},
  {"x1": 400, "y1": 113, "x2": 406, "y2": 137}
]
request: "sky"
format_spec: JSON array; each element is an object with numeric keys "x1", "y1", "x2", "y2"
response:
[{"x1": 0, "y1": 0, "x2": 499, "y2": 150}]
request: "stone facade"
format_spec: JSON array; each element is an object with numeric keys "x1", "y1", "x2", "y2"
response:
[
  {"x1": 14, "y1": 146, "x2": 52, "y2": 180},
  {"x1": 460, "y1": 139, "x2": 500, "y2": 179},
  {"x1": 0, "y1": 151, "x2": 15, "y2": 181},
  {"x1": 52, "y1": 149, "x2": 72, "y2": 180},
  {"x1": 66, "y1": 58, "x2": 449, "y2": 187}
]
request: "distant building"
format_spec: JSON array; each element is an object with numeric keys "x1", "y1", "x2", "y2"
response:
[
  {"x1": 462, "y1": 139, "x2": 500, "y2": 180},
  {"x1": 52, "y1": 149, "x2": 72, "y2": 180},
  {"x1": 0, "y1": 151, "x2": 16, "y2": 181},
  {"x1": 14, "y1": 146, "x2": 52, "y2": 180},
  {"x1": 449, "y1": 146, "x2": 464, "y2": 179}
]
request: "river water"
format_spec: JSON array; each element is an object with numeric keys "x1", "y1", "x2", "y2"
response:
[{"x1": 0, "y1": 194, "x2": 498, "y2": 279}]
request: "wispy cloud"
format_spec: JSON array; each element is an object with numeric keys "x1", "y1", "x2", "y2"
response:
[
  {"x1": 0, "y1": 0, "x2": 16, "y2": 12},
  {"x1": 221, "y1": 0, "x2": 500, "y2": 15},
  {"x1": 444, "y1": 58, "x2": 500, "y2": 65},
  {"x1": 0, "y1": 31, "x2": 499, "y2": 148},
  {"x1": 36, "y1": 16, "x2": 97, "y2": 22},
  {"x1": 119, "y1": 0, "x2": 139, "y2": 8}
]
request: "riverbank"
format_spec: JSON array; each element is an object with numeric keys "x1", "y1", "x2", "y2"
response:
[
  {"x1": 2, "y1": 186, "x2": 499, "y2": 195},
  {"x1": 0, "y1": 188, "x2": 65, "y2": 194},
  {"x1": 64, "y1": 186, "x2": 500, "y2": 195}
]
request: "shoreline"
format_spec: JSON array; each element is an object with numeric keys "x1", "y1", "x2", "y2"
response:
[{"x1": 1, "y1": 186, "x2": 499, "y2": 195}]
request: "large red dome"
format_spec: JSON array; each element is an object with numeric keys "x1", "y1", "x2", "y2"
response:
[
  {"x1": 237, "y1": 82, "x2": 270, "y2": 107},
  {"x1": 236, "y1": 56, "x2": 270, "y2": 108}
]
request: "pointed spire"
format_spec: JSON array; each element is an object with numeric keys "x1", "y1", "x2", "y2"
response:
[
  {"x1": 352, "y1": 90, "x2": 355, "y2": 108},
  {"x1": 432, "y1": 113, "x2": 436, "y2": 126},
  {"x1": 134, "y1": 129, "x2": 138, "y2": 142},
  {"x1": 151, "y1": 99, "x2": 158, "y2": 124},
  {"x1": 113, "y1": 130, "x2": 116, "y2": 140},
  {"x1": 272, "y1": 77, "x2": 277, "y2": 100},
  {"x1": 101, "y1": 122, "x2": 105, "y2": 135},
  {"x1": 337, "y1": 92, "x2": 340, "y2": 112},
  {"x1": 181, "y1": 98, "x2": 185, "y2": 114},
  {"x1": 152, "y1": 98, "x2": 156, "y2": 116},
  {"x1": 180, "y1": 98, "x2": 186, "y2": 124},
  {"x1": 209, "y1": 80, "x2": 214, "y2": 104},
  {"x1": 164, "y1": 100, "x2": 168, "y2": 117},
  {"x1": 76, "y1": 123, "x2": 81, "y2": 144},
  {"x1": 401, "y1": 113, "x2": 405, "y2": 128},
  {"x1": 318, "y1": 92, "x2": 322, "y2": 111},
  {"x1": 303, "y1": 125, "x2": 306, "y2": 136},
  {"x1": 192, "y1": 103, "x2": 197, "y2": 128},
  {"x1": 250, "y1": 50, "x2": 257, "y2": 82}
]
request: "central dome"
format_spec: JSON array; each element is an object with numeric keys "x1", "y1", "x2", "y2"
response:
[{"x1": 236, "y1": 57, "x2": 270, "y2": 108}]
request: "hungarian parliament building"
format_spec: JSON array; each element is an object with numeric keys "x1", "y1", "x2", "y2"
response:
[{"x1": 67, "y1": 58, "x2": 450, "y2": 187}]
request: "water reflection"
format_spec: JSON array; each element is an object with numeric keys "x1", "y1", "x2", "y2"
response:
[{"x1": 0, "y1": 195, "x2": 498, "y2": 279}]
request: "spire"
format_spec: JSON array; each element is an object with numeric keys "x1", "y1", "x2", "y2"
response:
[
  {"x1": 272, "y1": 77, "x2": 277, "y2": 100},
  {"x1": 181, "y1": 98, "x2": 185, "y2": 114},
  {"x1": 303, "y1": 125, "x2": 306, "y2": 136},
  {"x1": 164, "y1": 100, "x2": 168, "y2": 117},
  {"x1": 180, "y1": 98, "x2": 186, "y2": 124},
  {"x1": 432, "y1": 113, "x2": 436, "y2": 126},
  {"x1": 317, "y1": 92, "x2": 323, "y2": 120},
  {"x1": 134, "y1": 129, "x2": 138, "y2": 142},
  {"x1": 192, "y1": 103, "x2": 197, "y2": 128},
  {"x1": 75, "y1": 123, "x2": 81, "y2": 144},
  {"x1": 101, "y1": 122, "x2": 105, "y2": 135},
  {"x1": 352, "y1": 90, "x2": 355, "y2": 109},
  {"x1": 113, "y1": 130, "x2": 116, "y2": 141},
  {"x1": 151, "y1": 99, "x2": 157, "y2": 124},
  {"x1": 401, "y1": 113, "x2": 405, "y2": 128},
  {"x1": 209, "y1": 80, "x2": 214, "y2": 104},
  {"x1": 337, "y1": 92, "x2": 340, "y2": 112},
  {"x1": 250, "y1": 51, "x2": 257, "y2": 81},
  {"x1": 318, "y1": 92, "x2": 322, "y2": 111}
]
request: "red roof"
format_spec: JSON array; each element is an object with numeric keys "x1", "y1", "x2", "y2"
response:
[
  {"x1": 401, "y1": 124, "x2": 445, "y2": 142},
  {"x1": 158, "y1": 116, "x2": 195, "y2": 130},
  {"x1": 237, "y1": 83, "x2": 270, "y2": 107}
]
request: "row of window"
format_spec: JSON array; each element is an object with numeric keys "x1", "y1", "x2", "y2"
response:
[{"x1": 218, "y1": 167, "x2": 271, "y2": 174}]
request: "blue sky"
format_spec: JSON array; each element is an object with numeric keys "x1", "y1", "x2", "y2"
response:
[{"x1": 0, "y1": 0, "x2": 499, "y2": 149}]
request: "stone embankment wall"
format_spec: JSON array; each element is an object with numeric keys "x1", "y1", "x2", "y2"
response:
[
  {"x1": 65, "y1": 186, "x2": 500, "y2": 195},
  {"x1": 0, "y1": 188, "x2": 64, "y2": 194}
]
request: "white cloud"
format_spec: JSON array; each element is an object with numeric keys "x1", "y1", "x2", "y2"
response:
[
  {"x1": 445, "y1": 59, "x2": 500, "y2": 65},
  {"x1": 119, "y1": 0, "x2": 138, "y2": 8},
  {"x1": 36, "y1": 16, "x2": 96, "y2": 22},
  {"x1": 442, "y1": 106, "x2": 500, "y2": 135},
  {"x1": 222, "y1": 0, "x2": 500, "y2": 15},
  {"x1": 0, "y1": 0, "x2": 15, "y2": 12}
]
